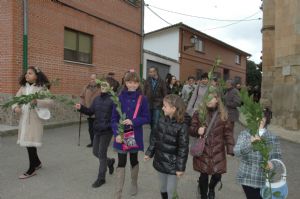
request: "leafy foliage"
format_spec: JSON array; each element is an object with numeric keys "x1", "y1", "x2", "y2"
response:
[
  {"x1": 246, "y1": 60, "x2": 262, "y2": 88},
  {"x1": 95, "y1": 79, "x2": 126, "y2": 138},
  {"x1": 239, "y1": 88, "x2": 282, "y2": 199},
  {"x1": 197, "y1": 57, "x2": 221, "y2": 124},
  {"x1": 1, "y1": 90, "x2": 75, "y2": 110}
]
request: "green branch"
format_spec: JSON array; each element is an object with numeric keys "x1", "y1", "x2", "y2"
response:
[
  {"x1": 198, "y1": 57, "x2": 221, "y2": 124},
  {"x1": 95, "y1": 79, "x2": 126, "y2": 138},
  {"x1": 239, "y1": 89, "x2": 280, "y2": 199}
]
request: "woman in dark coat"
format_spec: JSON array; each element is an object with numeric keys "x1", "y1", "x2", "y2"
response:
[{"x1": 189, "y1": 91, "x2": 235, "y2": 199}]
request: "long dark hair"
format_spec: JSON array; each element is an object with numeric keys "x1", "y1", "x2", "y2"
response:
[{"x1": 19, "y1": 66, "x2": 51, "y2": 89}]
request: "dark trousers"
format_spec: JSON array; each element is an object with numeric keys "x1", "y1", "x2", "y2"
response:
[
  {"x1": 242, "y1": 185, "x2": 262, "y2": 199},
  {"x1": 26, "y1": 147, "x2": 41, "y2": 173},
  {"x1": 92, "y1": 133, "x2": 113, "y2": 180},
  {"x1": 117, "y1": 152, "x2": 138, "y2": 168},
  {"x1": 149, "y1": 108, "x2": 161, "y2": 141},
  {"x1": 87, "y1": 117, "x2": 95, "y2": 144}
]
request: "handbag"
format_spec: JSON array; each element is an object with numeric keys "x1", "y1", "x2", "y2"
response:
[
  {"x1": 260, "y1": 159, "x2": 288, "y2": 199},
  {"x1": 122, "y1": 95, "x2": 142, "y2": 151},
  {"x1": 190, "y1": 111, "x2": 218, "y2": 157}
]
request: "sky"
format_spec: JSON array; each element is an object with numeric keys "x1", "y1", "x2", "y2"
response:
[{"x1": 144, "y1": 0, "x2": 263, "y2": 64}]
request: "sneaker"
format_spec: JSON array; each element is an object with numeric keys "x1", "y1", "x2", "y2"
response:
[
  {"x1": 107, "y1": 158, "x2": 115, "y2": 175},
  {"x1": 92, "y1": 179, "x2": 105, "y2": 188}
]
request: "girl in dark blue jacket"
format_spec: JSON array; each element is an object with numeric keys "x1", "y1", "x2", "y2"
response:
[
  {"x1": 111, "y1": 71, "x2": 150, "y2": 198},
  {"x1": 75, "y1": 81, "x2": 115, "y2": 188}
]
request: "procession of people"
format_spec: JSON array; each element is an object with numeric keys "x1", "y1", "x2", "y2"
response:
[{"x1": 10, "y1": 66, "x2": 282, "y2": 199}]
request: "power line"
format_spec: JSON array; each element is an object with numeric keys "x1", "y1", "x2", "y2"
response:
[
  {"x1": 146, "y1": 4, "x2": 261, "y2": 22},
  {"x1": 145, "y1": 6, "x2": 172, "y2": 25},
  {"x1": 203, "y1": 11, "x2": 261, "y2": 31}
]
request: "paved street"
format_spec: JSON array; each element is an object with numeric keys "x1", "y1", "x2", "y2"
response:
[{"x1": 0, "y1": 123, "x2": 299, "y2": 199}]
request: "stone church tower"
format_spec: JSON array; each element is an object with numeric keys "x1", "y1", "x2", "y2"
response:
[{"x1": 261, "y1": 0, "x2": 300, "y2": 130}]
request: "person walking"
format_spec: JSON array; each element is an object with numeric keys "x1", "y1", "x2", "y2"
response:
[
  {"x1": 80, "y1": 74, "x2": 101, "y2": 147},
  {"x1": 12, "y1": 66, "x2": 53, "y2": 179},
  {"x1": 189, "y1": 90, "x2": 234, "y2": 199},
  {"x1": 144, "y1": 94, "x2": 189, "y2": 199},
  {"x1": 75, "y1": 81, "x2": 115, "y2": 188},
  {"x1": 112, "y1": 71, "x2": 150, "y2": 198},
  {"x1": 143, "y1": 66, "x2": 167, "y2": 141}
]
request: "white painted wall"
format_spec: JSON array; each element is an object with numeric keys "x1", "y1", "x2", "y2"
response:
[
  {"x1": 144, "y1": 28, "x2": 180, "y2": 61},
  {"x1": 143, "y1": 52, "x2": 180, "y2": 80}
]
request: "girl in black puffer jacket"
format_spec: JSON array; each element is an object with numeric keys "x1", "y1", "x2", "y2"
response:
[{"x1": 145, "y1": 94, "x2": 189, "y2": 199}]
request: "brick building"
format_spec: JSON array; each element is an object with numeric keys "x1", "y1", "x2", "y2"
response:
[
  {"x1": 0, "y1": 0, "x2": 142, "y2": 125},
  {"x1": 261, "y1": 0, "x2": 300, "y2": 130},
  {"x1": 144, "y1": 23, "x2": 250, "y2": 83}
]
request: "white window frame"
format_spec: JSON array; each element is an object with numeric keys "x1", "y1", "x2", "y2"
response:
[
  {"x1": 194, "y1": 38, "x2": 204, "y2": 52},
  {"x1": 235, "y1": 54, "x2": 241, "y2": 64}
]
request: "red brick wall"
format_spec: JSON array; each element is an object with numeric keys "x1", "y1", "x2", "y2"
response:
[
  {"x1": 0, "y1": 0, "x2": 15, "y2": 94},
  {"x1": 2, "y1": 0, "x2": 141, "y2": 95},
  {"x1": 179, "y1": 29, "x2": 246, "y2": 84}
]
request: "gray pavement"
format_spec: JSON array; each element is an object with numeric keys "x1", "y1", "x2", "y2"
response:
[{"x1": 0, "y1": 123, "x2": 299, "y2": 199}]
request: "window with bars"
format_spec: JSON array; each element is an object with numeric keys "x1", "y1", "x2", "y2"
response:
[{"x1": 64, "y1": 28, "x2": 93, "y2": 64}]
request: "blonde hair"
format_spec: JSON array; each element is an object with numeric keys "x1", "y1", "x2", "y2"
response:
[
  {"x1": 208, "y1": 92, "x2": 228, "y2": 121},
  {"x1": 164, "y1": 94, "x2": 186, "y2": 123}
]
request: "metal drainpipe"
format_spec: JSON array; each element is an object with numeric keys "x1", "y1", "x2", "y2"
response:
[
  {"x1": 23, "y1": 0, "x2": 28, "y2": 72},
  {"x1": 140, "y1": 0, "x2": 144, "y2": 80}
]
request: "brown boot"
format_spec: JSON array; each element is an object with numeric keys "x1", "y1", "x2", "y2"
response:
[
  {"x1": 114, "y1": 167, "x2": 125, "y2": 199},
  {"x1": 130, "y1": 164, "x2": 139, "y2": 196}
]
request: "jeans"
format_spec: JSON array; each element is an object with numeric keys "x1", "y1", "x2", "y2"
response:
[
  {"x1": 92, "y1": 133, "x2": 113, "y2": 180},
  {"x1": 150, "y1": 108, "x2": 161, "y2": 141},
  {"x1": 158, "y1": 172, "x2": 177, "y2": 199},
  {"x1": 87, "y1": 117, "x2": 95, "y2": 144}
]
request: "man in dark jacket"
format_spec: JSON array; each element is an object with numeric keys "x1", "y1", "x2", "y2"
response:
[
  {"x1": 143, "y1": 67, "x2": 167, "y2": 141},
  {"x1": 224, "y1": 79, "x2": 241, "y2": 131}
]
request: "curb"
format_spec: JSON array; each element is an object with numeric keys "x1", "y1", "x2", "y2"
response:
[{"x1": 0, "y1": 120, "x2": 87, "y2": 137}]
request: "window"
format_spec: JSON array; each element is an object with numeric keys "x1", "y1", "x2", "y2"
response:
[
  {"x1": 223, "y1": 69, "x2": 230, "y2": 81},
  {"x1": 64, "y1": 28, "x2": 93, "y2": 64},
  {"x1": 194, "y1": 38, "x2": 204, "y2": 52},
  {"x1": 196, "y1": 69, "x2": 203, "y2": 80},
  {"x1": 235, "y1": 54, "x2": 241, "y2": 64}
]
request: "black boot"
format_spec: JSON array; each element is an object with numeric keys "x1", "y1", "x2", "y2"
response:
[
  {"x1": 198, "y1": 174, "x2": 208, "y2": 199},
  {"x1": 92, "y1": 179, "x2": 105, "y2": 188},
  {"x1": 107, "y1": 158, "x2": 115, "y2": 175},
  {"x1": 208, "y1": 174, "x2": 221, "y2": 199},
  {"x1": 161, "y1": 192, "x2": 168, "y2": 199}
]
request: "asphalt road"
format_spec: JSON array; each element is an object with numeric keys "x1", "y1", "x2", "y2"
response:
[{"x1": 0, "y1": 122, "x2": 299, "y2": 199}]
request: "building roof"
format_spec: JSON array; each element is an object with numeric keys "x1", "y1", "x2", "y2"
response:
[{"x1": 145, "y1": 22, "x2": 251, "y2": 57}]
